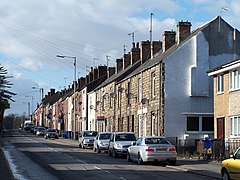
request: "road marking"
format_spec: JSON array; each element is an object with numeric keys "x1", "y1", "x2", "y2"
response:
[{"x1": 119, "y1": 177, "x2": 127, "y2": 180}]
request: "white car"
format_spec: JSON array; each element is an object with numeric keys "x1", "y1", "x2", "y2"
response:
[
  {"x1": 127, "y1": 136, "x2": 177, "y2": 165},
  {"x1": 93, "y1": 132, "x2": 112, "y2": 153}
]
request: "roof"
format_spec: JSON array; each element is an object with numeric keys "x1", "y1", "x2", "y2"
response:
[
  {"x1": 118, "y1": 16, "x2": 229, "y2": 83},
  {"x1": 208, "y1": 58, "x2": 240, "y2": 76}
]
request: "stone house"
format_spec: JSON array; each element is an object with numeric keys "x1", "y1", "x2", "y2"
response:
[{"x1": 94, "y1": 16, "x2": 240, "y2": 141}]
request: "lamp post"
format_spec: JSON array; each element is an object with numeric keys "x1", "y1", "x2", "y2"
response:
[
  {"x1": 22, "y1": 102, "x2": 30, "y2": 118},
  {"x1": 57, "y1": 55, "x2": 77, "y2": 140},
  {"x1": 32, "y1": 87, "x2": 44, "y2": 127}
]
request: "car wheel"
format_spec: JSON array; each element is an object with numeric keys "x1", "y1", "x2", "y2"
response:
[
  {"x1": 169, "y1": 160, "x2": 176, "y2": 166},
  {"x1": 127, "y1": 151, "x2": 132, "y2": 162},
  {"x1": 112, "y1": 149, "x2": 118, "y2": 158},
  {"x1": 222, "y1": 169, "x2": 230, "y2": 180},
  {"x1": 137, "y1": 153, "x2": 143, "y2": 165}
]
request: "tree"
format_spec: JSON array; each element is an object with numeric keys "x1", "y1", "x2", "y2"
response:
[{"x1": 0, "y1": 65, "x2": 16, "y2": 133}]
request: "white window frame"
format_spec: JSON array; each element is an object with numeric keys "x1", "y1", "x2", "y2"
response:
[
  {"x1": 138, "y1": 78, "x2": 142, "y2": 103},
  {"x1": 229, "y1": 69, "x2": 240, "y2": 91},
  {"x1": 151, "y1": 72, "x2": 156, "y2": 98},
  {"x1": 217, "y1": 74, "x2": 224, "y2": 94},
  {"x1": 230, "y1": 116, "x2": 240, "y2": 137}
]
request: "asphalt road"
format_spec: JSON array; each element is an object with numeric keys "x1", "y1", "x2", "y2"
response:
[{"x1": 2, "y1": 130, "x2": 215, "y2": 180}]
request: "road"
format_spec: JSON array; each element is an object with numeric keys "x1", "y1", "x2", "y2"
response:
[{"x1": 1, "y1": 130, "x2": 219, "y2": 180}]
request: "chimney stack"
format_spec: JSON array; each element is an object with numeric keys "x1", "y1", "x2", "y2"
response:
[
  {"x1": 93, "y1": 67, "x2": 98, "y2": 80},
  {"x1": 141, "y1": 41, "x2": 151, "y2": 64},
  {"x1": 131, "y1": 42, "x2": 140, "y2": 65},
  {"x1": 162, "y1": 31, "x2": 176, "y2": 52},
  {"x1": 123, "y1": 53, "x2": 131, "y2": 69},
  {"x1": 50, "y1": 89, "x2": 55, "y2": 96},
  {"x1": 177, "y1": 21, "x2": 191, "y2": 44},
  {"x1": 116, "y1": 58, "x2": 123, "y2": 73},
  {"x1": 108, "y1": 67, "x2": 115, "y2": 78},
  {"x1": 152, "y1": 41, "x2": 162, "y2": 57},
  {"x1": 98, "y1": 65, "x2": 107, "y2": 78},
  {"x1": 89, "y1": 67, "x2": 94, "y2": 82}
]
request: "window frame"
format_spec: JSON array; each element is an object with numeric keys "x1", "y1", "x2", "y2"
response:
[
  {"x1": 230, "y1": 116, "x2": 240, "y2": 137},
  {"x1": 216, "y1": 74, "x2": 224, "y2": 94}
]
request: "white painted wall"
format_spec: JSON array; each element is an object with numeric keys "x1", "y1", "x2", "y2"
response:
[
  {"x1": 67, "y1": 97, "x2": 72, "y2": 131},
  {"x1": 87, "y1": 91, "x2": 96, "y2": 130},
  {"x1": 164, "y1": 30, "x2": 236, "y2": 140},
  {"x1": 81, "y1": 87, "x2": 87, "y2": 130}
]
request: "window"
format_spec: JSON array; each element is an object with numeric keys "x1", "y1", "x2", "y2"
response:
[
  {"x1": 151, "y1": 72, "x2": 156, "y2": 98},
  {"x1": 138, "y1": 78, "x2": 142, "y2": 103},
  {"x1": 229, "y1": 69, "x2": 240, "y2": 91},
  {"x1": 187, "y1": 117, "x2": 199, "y2": 131},
  {"x1": 202, "y1": 117, "x2": 214, "y2": 131},
  {"x1": 230, "y1": 116, "x2": 240, "y2": 136},
  {"x1": 217, "y1": 74, "x2": 224, "y2": 93},
  {"x1": 127, "y1": 81, "x2": 130, "y2": 105}
]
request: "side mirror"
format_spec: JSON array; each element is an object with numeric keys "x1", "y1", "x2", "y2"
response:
[{"x1": 131, "y1": 141, "x2": 136, "y2": 146}]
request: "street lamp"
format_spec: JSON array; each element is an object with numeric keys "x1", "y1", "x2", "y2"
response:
[
  {"x1": 57, "y1": 55, "x2": 77, "y2": 140},
  {"x1": 32, "y1": 87, "x2": 44, "y2": 127}
]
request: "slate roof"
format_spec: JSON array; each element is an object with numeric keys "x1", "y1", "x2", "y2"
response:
[{"x1": 118, "y1": 16, "x2": 225, "y2": 83}]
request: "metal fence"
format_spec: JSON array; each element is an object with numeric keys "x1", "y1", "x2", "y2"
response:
[{"x1": 166, "y1": 137, "x2": 240, "y2": 161}]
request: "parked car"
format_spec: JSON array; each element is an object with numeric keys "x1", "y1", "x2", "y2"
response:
[
  {"x1": 127, "y1": 136, "x2": 177, "y2": 165},
  {"x1": 36, "y1": 127, "x2": 46, "y2": 136},
  {"x1": 33, "y1": 126, "x2": 40, "y2": 135},
  {"x1": 221, "y1": 147, "x2": 240, "y2": 180},
  {"x1": 78, "y1": 130, "x2": 98, "y2": 149},
  {"x1": 24, "y1": 122, "x2": 34, "y2": 131},
  {"x1": 44, "y1": 129, "x2": 59, "y2": 139},
  {"x1": 108, "y1": 132, "x2": 136, "y2": 158},
  {"x1": 93, "y1": 132, "x2": 112, "y2": 153}
]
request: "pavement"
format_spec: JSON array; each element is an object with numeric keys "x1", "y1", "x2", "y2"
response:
[
  {"x1": 0, "y1": 133, "x2": 222, "y2": 180},
  {"x1": 0, "y1": 137, "x2": 14, "y2": 180}
]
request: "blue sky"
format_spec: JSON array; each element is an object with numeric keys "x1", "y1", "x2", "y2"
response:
[{"x1": 1, "y1": 0, "x2": 239, "y2": 115}]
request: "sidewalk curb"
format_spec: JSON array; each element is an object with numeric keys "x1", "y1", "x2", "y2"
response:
[{"x1": 167, "y1": 165, "x2": 221, "y2": 179}]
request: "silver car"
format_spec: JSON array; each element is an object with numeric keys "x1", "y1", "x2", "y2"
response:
[
  {"x1": 93, "y1": 132, "x2": 112, "y2": 153},
  {"x1": 108, "y1": 132, "x2": 136, "y2": 158},
  {"x1": 127, "y1": 136, "x2": 177, "y2": 165},
  {"x1": 78, "y1": 130, "x2": 98, "y2": 149}
]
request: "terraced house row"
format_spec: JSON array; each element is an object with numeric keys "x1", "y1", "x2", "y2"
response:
[{"x1": 33, "y1": 16, "x2": 240, "y2": 142}]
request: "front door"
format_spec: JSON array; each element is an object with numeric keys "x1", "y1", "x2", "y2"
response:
[{"x1": 217, "y1": 117, "x2": 225, "y2": 139}]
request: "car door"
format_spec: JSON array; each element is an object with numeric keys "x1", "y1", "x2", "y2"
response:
[
  {"x1": 230, "y1": 149, "x2": 240, "y2": 179},
  {"x1": 130, "y1": 138, "x2": 142, "y2": 161}
]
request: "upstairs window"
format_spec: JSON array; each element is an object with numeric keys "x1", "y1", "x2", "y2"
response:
[
  {"x1": 229, "y1": 69, "x2": 240, "y2": 91},
  {"x1": 217, "y1": 74, "x2": 224, "y2": 93},
  {"x1": 151, "y1": 72, "x2": 156, "y2": 98},
  {"x1": 138, "y1": 78, "x2": 142, "y2": 103}
]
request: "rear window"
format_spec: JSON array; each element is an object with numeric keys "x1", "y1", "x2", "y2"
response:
[
  {"x1": 115, "y1": 134, "x2": 136, "y2": 141},
  {"x1": 99, "y1": 133, "x2": 111, "y2": 140},
  {"x1": 83, "y1": 131, "x2": 98, "y2": 137},
  {"x1": 145, "y1": 138, "x2": 170, "y2": 145}
]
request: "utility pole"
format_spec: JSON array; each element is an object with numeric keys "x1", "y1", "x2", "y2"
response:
[{"x1": 150, "y1": 12, "x2": 154, "y2": 59}]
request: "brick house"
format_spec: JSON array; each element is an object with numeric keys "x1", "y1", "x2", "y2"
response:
[{"x1": 208, "y1": 58, "x2": 240, "y2": 141}]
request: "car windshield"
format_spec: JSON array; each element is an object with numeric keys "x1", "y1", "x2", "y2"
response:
[
  {"x1": 47, "y1": 129, "x2": 56, "y2": 132},
  {"x1": 115, "y1": 134, "x2": 136, "y2": 141},
  {"x1": 83, "y1": 131, "x2": 98, "y2": 137},
  {"x1": 99, "y1": 133, "x2": 111, "y2": 140},
  {"x1": 145, "y1": 138, "x2": 170, "y2": 145}
]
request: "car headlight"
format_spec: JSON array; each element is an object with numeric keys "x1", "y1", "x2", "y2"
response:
[{"x1": 114, "y1": 143, "x2": 122, "y2": 149}]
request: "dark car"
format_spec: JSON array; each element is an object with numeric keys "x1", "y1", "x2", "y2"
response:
[
  {"x1": 44, "y1": 129, "x2": 59, "y2": 139},
  {"x1": 36, "y1": 127, "x2": 46, "y2": 136}
]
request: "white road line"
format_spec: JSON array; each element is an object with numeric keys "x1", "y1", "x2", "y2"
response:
[
  {"x1": 93, "y1": 166, "x2": 101, "y2": 170},
  {"x1": 119, "y1": 177, "x2": 127, "y2": 180}
]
